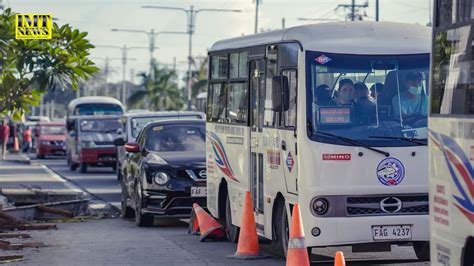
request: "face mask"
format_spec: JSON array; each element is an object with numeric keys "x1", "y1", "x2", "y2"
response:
[{"x1": 408, "y1": 85, "x2": 422, "y2": 95}]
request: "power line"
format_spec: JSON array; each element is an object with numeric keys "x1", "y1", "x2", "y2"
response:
[{"x1": 336, "y1": 0, "x2": 369, "y2": 21}]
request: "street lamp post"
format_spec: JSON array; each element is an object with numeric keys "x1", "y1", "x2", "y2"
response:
[{"x1": 142, "y1": 5, "x2": 242, "y2": 111}]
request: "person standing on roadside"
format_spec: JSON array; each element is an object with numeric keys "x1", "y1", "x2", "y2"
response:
[
  {"x1": 22, "y1": 126, "x2": 32, "y2": 153},
  {"x1": 0, "y1": 120, "x2": 10, "y2": 159}
]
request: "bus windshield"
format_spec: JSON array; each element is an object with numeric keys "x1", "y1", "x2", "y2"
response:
[
  {"x1": 41, "y1": 126, "x2": 65, "y2": 135},
  {"x1": 80, "y1": 119, "x2": 121, "y2": 133},
  {"x1": 307, "y1": 51, "x2": 430, "y2": 147},
  {"x1": 75, "y1": 104, "x2": 123, "y2": 115}
]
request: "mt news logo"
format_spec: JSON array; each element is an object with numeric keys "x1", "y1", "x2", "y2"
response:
[{"x1": 15, "y1": 14, "x2": 52, "y2": 40}]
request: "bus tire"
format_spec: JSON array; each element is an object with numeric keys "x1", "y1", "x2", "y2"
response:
[
  {"x1": 272, "y1": 199, "x2": 289, "y2": 257},
  {"x1": 462, "y1": 237, "x2": 474, "y2": 266},
  {"x1": 225, "y1": 195, "x2": 239, "y2": 243},
  {"x1": 413, "y1": 241, "x2": 430, "y2": 261}
]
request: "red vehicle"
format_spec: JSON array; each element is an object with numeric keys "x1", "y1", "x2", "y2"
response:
[{"x1": 35, "y1": 122, "x2": 66, "y2": 159}]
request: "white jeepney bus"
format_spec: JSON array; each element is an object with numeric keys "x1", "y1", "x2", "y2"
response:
[
  {"x1": 206, "y1": 22, "x2": 431, "y2": 259},
  {"x1": 429, "y1": 1, "x2": 474, "y2": 265}
]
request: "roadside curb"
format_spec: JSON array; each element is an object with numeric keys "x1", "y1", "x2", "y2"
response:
[{"x1": 44, "y1": 166, "x2": 120, "y2": 216}]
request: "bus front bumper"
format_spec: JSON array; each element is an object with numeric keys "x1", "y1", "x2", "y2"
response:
[{"x1": 304, "y1": 214, "x2": 429, "y2": 247}]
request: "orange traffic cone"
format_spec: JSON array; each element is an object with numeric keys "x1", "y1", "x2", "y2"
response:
[
  {"x1": 192, "y1": 203, "x2": 225, "y2": 241},
  {"x1": 11, "y1": 137, "x2": 19, "y2": 153},
  {"x1": 334, "y1": 251, "x2": 345, "y2": 266},
  {"x1": 286, "y1": 204, "x2": 310, "y2": 266},
  {"x1": 188, "y1": 207, "x2": 200, "y2": 235},
  {"x1": 227, "y1": 191, "x2": 267, "y2": 260}
]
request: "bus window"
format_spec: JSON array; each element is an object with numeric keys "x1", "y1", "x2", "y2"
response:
[
  {"x1": 264, "y1": 45, "x2": 278, "y2": 127},
  {"x1": 75, "y1": 103, "x2": 123, "y2": 115},
  {"x1": 227, "y1": 83, "x2": 248, "y2": 125},
  {"x1": 229, "y1": 51, "x2": 248, "y2": 79},
  {"x1": 282, "y1": 70, "x2": 297, "y2": 128},
  {"x1": 207, "y1": 83, "x2": 227, "y2": 122},
  {"x1": 431, "y1": 25, "x2": 473, "y2": 114},
  {"x1": 211, "y1": 55, "x2": 228, "y2": 80}
]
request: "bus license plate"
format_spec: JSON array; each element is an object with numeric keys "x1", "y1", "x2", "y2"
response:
[
  {"x1": 372, "y1": 225, "x2": 412, "y2": 240},
  {"x1": 191, "y1": 187, "x2": 207, "y2": 197}
]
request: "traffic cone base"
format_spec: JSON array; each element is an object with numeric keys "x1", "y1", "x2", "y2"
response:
[
  {"x1": 11, "y1": 137, "x2": 20, "y2": 154},
  {"x1": 227, "y1": 192, "x2": 268, "y2": 260},
  {"x1": 188, "y1": 208, "x2": 200, "y2": 235},
  {"x1": 192, "y1": 203, "x2": 225, "y2": 241},
  {"x1": 286, "y1": 204, "x2": 310, "y2": 266}
]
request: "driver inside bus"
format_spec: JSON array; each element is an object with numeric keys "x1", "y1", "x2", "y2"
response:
[{"x1": 392, "y1": 71, "x2": 428, "y2": 118}]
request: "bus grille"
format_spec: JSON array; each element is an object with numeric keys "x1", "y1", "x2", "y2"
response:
[{"x1": 346, "y1": 195, "x2": 429, "y2": 217}]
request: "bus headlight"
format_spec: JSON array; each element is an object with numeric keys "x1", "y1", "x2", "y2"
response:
[
  {"x1": 310, "y1": 198, "x2": 329, "y2": 216},
  {"x1": 154, "y1": 172, "x2": 170, "y2": 185}
]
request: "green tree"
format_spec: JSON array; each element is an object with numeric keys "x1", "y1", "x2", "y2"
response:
[
  {"x1": 129, "y1": 65, "x2": 184, "y2": 111},
  {"x1": 0, "y1": 8, "x2": 98, "y2": 119}
]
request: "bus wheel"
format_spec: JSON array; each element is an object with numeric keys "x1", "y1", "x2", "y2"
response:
[
  {"x1": 225, "y1": 195, "x2": 239, "y2": 243},
  {"x1": 462, "y1": 237, "x2": 474, "y2": 266},
  {"x1": 413, "y1": 241, "x2": 430, "y2": 261},
  {"x1": 273, "y1": 200, "x2": 289, "y2": 257}
]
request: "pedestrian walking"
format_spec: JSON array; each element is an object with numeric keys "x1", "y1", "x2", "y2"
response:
[
  {"x1": 22, "y1": 126, "x2": 32, "y2": 153},
  {"x1": 0, "y1": 120, "x2": 10, "y2": 159}
]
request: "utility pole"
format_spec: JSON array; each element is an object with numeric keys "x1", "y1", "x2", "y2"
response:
[
  {"x1": 375, "y1": 0, "x2": 379, "y2": 21},
  {"x1": 104, "y1": 57, "x2": 110, "y2": 97},
  {"x1": 336, "y1": 0, "x2": 368, "y2": 21},
  {"x1": 282, "y1": 17, "x2": 286, "y2": 29},
  {"x1": 111, "y1": 29, "x2": 185, "y2": 80},
  {"x1": 254, "y1": 0, "x2": 261, "y2": 33},
  {"x1": 130, "y1": 68, "x2": 135, "y2": 84},
  {"x1": 142, "y1": 5, "x2": 242, "y2": 111},
  {"x1": 95, "y1": 45, "x2": 141, "y2": 107}
]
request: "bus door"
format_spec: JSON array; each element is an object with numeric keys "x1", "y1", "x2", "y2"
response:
[
  {"x1": 249, "y1": 58, "x2": 266, "y2": 224},
  {"x1": 279, "y1": 69, "x2": 298, "y2": 195}
]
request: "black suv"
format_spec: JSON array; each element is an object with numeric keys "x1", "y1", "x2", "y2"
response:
[{"x1": 121, "y1": 119, "x2": 207, "y2": 227}]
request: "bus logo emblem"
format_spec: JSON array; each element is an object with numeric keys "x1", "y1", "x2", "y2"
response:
[
  {"x1": 376, "y1": 157, "x2": 405, "y2": 186},
  {"x1": 286, "y1": 152, "x2": 294, "y2": 172},
  {"x1": 315, "y1": 55, "x2": 332, "y2": 65}
]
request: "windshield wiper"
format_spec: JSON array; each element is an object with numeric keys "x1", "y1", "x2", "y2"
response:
[
  {"x1": 369, "y1": 136, "x2": 427, "y2": 146},
  {"x1": 315, "y1": 131, "x2": 390, "y2": 157}
]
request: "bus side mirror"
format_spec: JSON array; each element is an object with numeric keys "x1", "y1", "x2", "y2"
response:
[{"x1": 272, "y1": 76, "x2": 289, "y2": 112}]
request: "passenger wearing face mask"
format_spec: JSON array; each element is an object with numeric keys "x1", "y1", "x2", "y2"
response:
[
  {"x1": 336, "y1": 79, "x2": 355, "y2": 106},
  {"x1": 391, "y1": 72, "x2": 428, "y2": 118}
]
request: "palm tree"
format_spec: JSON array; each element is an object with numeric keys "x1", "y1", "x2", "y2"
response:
[
  {"x1": 128, "y1": 65, "x2": 184, "y2": 111},
  {"x1": 190, "y1": 57, "x2": 208, "y2": 109}
]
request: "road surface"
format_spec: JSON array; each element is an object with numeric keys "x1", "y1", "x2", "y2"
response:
[{"x1": 26, "y1": 156, "x2": 429, "y2": 265}]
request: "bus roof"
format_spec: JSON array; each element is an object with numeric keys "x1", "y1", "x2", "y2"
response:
[
  {"x1": 67, "y1": 96, "x2": 123, "y2": 111},
  {"x1": 210, "y1": 21, "x2": 430, "y2": 55}
]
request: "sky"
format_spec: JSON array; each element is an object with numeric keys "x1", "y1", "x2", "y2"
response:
[{"x1": 6, "y1": 0, "x2": 432, "y2": 83}]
